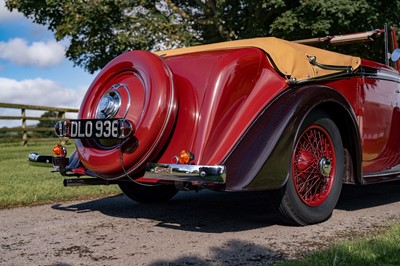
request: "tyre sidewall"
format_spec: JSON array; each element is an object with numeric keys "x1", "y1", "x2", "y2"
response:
[
  {"x1": 286, "y1": 114, "x2": 344, "y2": 224},
  {"x1": 118, "y1": 182, "x2": 178, "y2": 203}
]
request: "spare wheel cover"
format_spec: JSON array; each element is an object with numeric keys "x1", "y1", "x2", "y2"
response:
[{"x1": 76, "y1": 51, "x2": 176, "y2": 179}]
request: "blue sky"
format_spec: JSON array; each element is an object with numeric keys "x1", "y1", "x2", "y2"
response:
[{"x1": 0, "y1": 0, "x2": 95, "y2": 126}]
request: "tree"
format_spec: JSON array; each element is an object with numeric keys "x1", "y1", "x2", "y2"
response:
[
  {"x1": 269, "y1": 0, "x2": 400, "y2": 40},
  {"x1": 6, "y1": 0, "x2": 400, "y2": 73},
  {"x1": 36, "y1": 111, "x2": 58, "y2": 137}
]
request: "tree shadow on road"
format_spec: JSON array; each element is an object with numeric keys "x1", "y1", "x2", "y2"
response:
[
  {"x1": 52, "y1": 190, "x2": 282, "y2": 233},
  {"x1": 49, "y1": 238, "x2": 286, "y2": 266},
  {"x1": 51, "y1": 191, "x2": 290, "y2": 265},
  {"x1": 148, "y1": 239, "x2": 285, "y2": 266},
  {"x1": 51, "y1": 180, "x2": 400, "y2": 233}
]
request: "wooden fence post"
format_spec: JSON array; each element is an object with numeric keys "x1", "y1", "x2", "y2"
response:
[
  {"x1": 21, "y1": 108, "x2": 28, "y2": 147},
  {"x1": 58, "y1": 111, "x2": 66, "y2": 145},
  {"x1": 58, "y1": 111, "x2": 66, "y2": 119}
]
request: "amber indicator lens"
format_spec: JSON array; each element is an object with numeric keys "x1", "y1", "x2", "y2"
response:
[
  {"x1": 173, "y1": 150, "x2": 195, "y2": 164},
  {"x1": 53, "y1": 144, "x2": 67, "y2": 157}
]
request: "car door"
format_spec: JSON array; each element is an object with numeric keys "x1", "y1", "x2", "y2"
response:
[{"x1": 361, "y1": 66, "x2": 400, "y2": 173}]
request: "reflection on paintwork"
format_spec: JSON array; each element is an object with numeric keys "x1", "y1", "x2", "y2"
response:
[{"x1": 144, "y1": 163, "x2": 226, "y2": 184}]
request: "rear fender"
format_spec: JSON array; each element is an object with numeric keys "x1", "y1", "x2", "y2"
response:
[{"x1": 223, "y1": 85, "x2": 361, "y2": 191}]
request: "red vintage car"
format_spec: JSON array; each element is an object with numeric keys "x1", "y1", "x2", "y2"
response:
[{"x1": 29, "y1": 25, "x2": 400, "y2": 225}]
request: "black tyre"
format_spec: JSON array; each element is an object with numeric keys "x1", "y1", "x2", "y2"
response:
[
  {"x1": 273, "y1": 111, "x2": 344, "y2": 225},
  {"x1": 118, "y1": 182, "x2": 178, "y2": 203}
]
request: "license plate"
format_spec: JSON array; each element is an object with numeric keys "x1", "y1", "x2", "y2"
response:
[{"x1": 55, "y1": 119, "x2": 133, "y2": 139}]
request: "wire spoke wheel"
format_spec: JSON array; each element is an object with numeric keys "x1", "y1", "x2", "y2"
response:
[
  {"x1": 272, "y1": 111, "x2": 344, "y2": 225},
  {"x1": 292, "y1": 125, "x2": 336, "y2": 207}
]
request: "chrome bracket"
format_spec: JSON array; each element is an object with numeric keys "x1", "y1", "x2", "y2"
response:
[{"x1": 307, "y1": 55, "x2": 353, "y2": 73}]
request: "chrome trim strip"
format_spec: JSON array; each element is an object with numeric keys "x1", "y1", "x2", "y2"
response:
[
  {"x1": 143, "y1": 163, "x2": 226, "y2": 184},
  {"x1": 113, "y1": 83, "x2": 131, "y2": 119},
  {"x1": 364, "y1": 164, "x2": 400, "y2": 179},
  {"x1": 360, "y1": 67, "x2": 400, "y2": 83}
]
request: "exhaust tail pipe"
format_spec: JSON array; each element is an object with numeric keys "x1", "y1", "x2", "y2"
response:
[{"x1": 63, "y1": 178, "x2": 119, "y2": 187}]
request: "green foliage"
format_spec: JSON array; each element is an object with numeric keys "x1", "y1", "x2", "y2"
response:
[
  {"x1": 6, "y1": 0, "x2": 196, "y2": 73},
  {"x1": 6, "y1": 0, "x2": 400, "y2": 73},
  {"x1": 269, "y1": 0, "x2": 400, "y2": 40},
  {"x1": 0, "y1": 127, "x2": 23, "y2": 140},
  {"x1": 36, "y1": 110, "x2": 57, "y2": 137}
]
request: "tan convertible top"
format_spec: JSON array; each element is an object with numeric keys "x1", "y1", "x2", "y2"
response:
[{"x1": 154, "y1": 37, "x2": 361, "y2": 82}]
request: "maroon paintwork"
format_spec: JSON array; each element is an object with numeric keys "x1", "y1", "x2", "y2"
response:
[
  {"x1": 31, "y1": 26, "x2": 400, "y2": 225},
  {"x1": 76, "y1": 47, "x2": 290, "y2": 186},
  {"x1": 69, "y1": 41, "x2": 400, "y2": 189},
  {"x1": 324, "y1": 60, "x2": 400, "y2": 181},
  {"x1": 76, "y1": 51, "x2": 177, "y2": 178}
]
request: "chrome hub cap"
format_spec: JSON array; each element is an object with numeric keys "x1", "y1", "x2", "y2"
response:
[
  {"x1": 96, "y1": 90, "x2": 121, "y2": 119},
  {"x1": 319, "y1": 157, "x2": 332, "y2": 177}
]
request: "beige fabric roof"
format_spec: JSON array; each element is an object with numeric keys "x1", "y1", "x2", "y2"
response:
[{"x1": 154, "y1": 37, "x2": 361, "y2": 82}]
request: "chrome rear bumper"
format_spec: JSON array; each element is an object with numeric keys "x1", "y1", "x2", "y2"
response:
[
  {"x1": 28, "y1": 152, "x2": 69, "y2": 174},
  {"x1": 28, "y1": 152, "x2": 226, "y2": 186},
  {"x1": 143, "y1": 163, "x2": 226, "y2": 184},
  {"x1": 28, "y1": 152, "x2": 54, "y2": 167}
]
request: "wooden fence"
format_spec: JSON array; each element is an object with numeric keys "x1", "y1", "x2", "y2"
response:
[{"x1": 0, "y1": 102, "x2": 78, "y2": 146}]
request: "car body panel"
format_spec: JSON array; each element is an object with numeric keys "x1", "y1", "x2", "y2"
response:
[
  {"x1": 357, "y1": 62, "x2": 400, "y2": 174},
  {"x1": 158, "y1": 48, "x2": 288, "y2": 167},
  {"x1": 38, "y1": 27, "x2": 400, "y2": 193},
  {"x1": 227, "y1": 85, "x2": 361, "y2": 191}
]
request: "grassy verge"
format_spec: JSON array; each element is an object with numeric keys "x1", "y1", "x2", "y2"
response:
[
  {"x1": 276, "y1": 223, "x2": 400, "y2": 265},
  {"x1": 0, "y1": 141, "x2": 121, "y2": 209}
]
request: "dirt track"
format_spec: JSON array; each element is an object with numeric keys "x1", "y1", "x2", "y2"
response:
[{"x1": 2, "y1": 181, "x2": 400, "y2": 265}]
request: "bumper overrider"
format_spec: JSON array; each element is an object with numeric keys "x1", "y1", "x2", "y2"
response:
[{"x1": 28, "y1": 118, "x2": 226, "y2": 187}]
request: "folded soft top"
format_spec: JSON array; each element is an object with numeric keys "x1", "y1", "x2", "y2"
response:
[{"x1": 155, "y1": 37, "x2": 361, "y2": 82}]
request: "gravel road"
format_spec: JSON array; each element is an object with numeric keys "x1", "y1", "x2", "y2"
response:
[{"x1": 2, "y1": 181, "x2": 400, "y2": 265}]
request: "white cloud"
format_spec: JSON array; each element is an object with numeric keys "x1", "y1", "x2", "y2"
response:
[
  {"x1": 0, "y1": 0, "x2": 24, "y2": 21},
  {"x1": 0, "y1": 77, "x2": 85, "y2": 127},
  {"x1": 0, "y1": 77, "x2": 84, "y2": 107},
  {"x1": 0, "y1": 38, "x2": 65, "y2": 67}
]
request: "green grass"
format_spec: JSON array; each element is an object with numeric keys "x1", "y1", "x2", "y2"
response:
[
  {"x1": 0, "y1": 141, "x2": 121, "y2": 208},
  {"x1": 276, "y1": 223, "x2": 400, "y2": 266}
]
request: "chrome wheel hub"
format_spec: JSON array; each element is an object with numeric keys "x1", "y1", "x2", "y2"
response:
[
  {"x1": 319, "y1": 157, "x2": 332, "y2": 177},
  {"x1": 96, "y1": 90, "x2": 121, "y2": 119}
]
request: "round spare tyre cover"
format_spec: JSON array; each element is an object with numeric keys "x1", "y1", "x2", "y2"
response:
[{"x1": 76, "y1": 51, "x2": 176, "y2": 179}]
